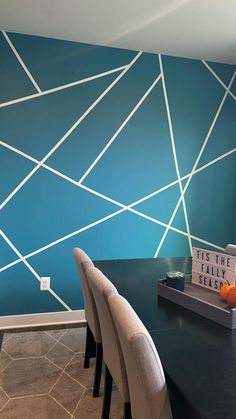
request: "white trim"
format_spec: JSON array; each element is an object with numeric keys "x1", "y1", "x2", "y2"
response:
[
  {"x1": 78, "y1": 73, "x2": 162, "y2": 184},
  {"x1": 202, "y1": 60, "x2": 236, "y2": 102},
  {"x1": 153, "y1": 69, "x2": 236, "y2": 258},
  {"x1": 0, "y1": 310, "x2": 85, "y2": 330},
  {"x1": 158, "y1": 54, "x2": 192, "y2": 256},
  {"x1": 0, "y1": 65, "x2": 128, "y2": 109},
  {"x1": 2, "y1": 31, "x2": 41, "y2": 93},
  {"x1": 0, "y1": 51, "x2": 142, "y2": 211}
]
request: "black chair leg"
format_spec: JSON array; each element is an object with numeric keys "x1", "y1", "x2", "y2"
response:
[
  {"x1": 102, "y1": 365, "x2": 113, "y2": 419},
  {"x1": 0, "y1": 333, "x2": 3, "y2": 351},
  {"x1": 84, "y1": 324, "x2": 96, "y2": 368},
  {"x1": 93, "y1": 342, "x2": 103, "y2": 397},
  {"x1": 123, "y1": 402, "x2": 132, "y2": 419}
]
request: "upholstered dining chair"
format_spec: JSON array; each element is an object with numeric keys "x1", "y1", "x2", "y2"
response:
[
  {"x1": 73, "y1": 248, "x2": 103, "y2": 397},
  {"x1": 108, "y1": 294, "x2": 173, "y2": 419},
  {"x1": 225, "y1": 244, "x2": 236, "y2": 255},
  {"x1": 87, "y1": 266, "x2": 131, "y2": 419}
]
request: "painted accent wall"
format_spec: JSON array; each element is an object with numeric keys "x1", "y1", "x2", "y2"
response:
[{"x1": 0, "y1": 32, "x2": 235, "y2": 316}]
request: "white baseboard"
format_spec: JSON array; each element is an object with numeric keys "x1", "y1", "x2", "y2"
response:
[{"x1": 0, "y1": 309, "x2": 86, "y2": 330}]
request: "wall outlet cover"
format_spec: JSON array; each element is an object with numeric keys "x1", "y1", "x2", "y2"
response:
[{"x1": 40, "y1": 277, "x2": 51, "y2": 291}]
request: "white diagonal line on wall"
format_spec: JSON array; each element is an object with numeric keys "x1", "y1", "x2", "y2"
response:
[
  {"x1": 2, "y1": 134, "x2": 231, "y2": 237},
  {"x1": 0, "y1": 145, "x2": 182, "y2": 209},
  {"x1": 125, "y1": 146, "x2": 236, "y2": 205},
  {"x1": 0, "y1": 234, "x2": 224, "y2": 274},
  {"x1": 0, "y1": 199, "x2": 225, "y2": 275},
  {"x1": 0, "y1": 35, "x2": 233, "y2": 317},
  {"x1": 153, "y1": 69, "x2": 236, "y2": 258},
  {"x1": 158, "y1": 54, "x2": 192, "y2": 256},
  {"x1": 0, "y1": 209, "x2": 126, "y2": 273},
  {"x1": 45, "y1": 290, "x2": 72, "y2": 313},
  {"x1": 0, "y1": 139, "x2": 234, "y2": 274},
  {"x1": 0, "y1": 229, "x2": 41, "y2": 281},
  {"x1": 0, "y1": 162, "x2": 41, "y2": 211},
  {"x1": 0, "y1": 213, "x2": 184, "y2": 273},
  {"x1": 0, "y1": 148, "x2": 227, "y2": 274},
  {"x1": 2, "y1": 31, "x2": 41, "y2": 93},
  {"x1": 0, "y1": 141, "x2": 40, "y2": 164},
  {"x1": 0, "y1": 65, "x2": 129, "y2": 109},
  {"x1": 80, "y1": 182, "x2": 179, "y2": 211},
  {"x1": 0, "y1": 51, "x2": 142, "y2": 211},
  {"x1": 192, "y1": 147, "x2": 236, "y2": 176},
  {"x1": 2, "y1": 140, "x2": 234, "y2": 209},
  {"x1": 79, "y1": 183, "x2": 188, "y2": 237},
  {"x1": 202, "y1": 61, "x2": 236, "y2": 102},
  {"x1": 4, "y1": 139, "x2": 181, "y2": 205},
  {"x1": 189, "y1": 235, "x2": 224, "y2": 251},
  {"x1": 0, "y1": 229, "x2": 72, "y2": 311},
  {"x1": 78, "y1": 73, "x2": 162, "y2": 184}
]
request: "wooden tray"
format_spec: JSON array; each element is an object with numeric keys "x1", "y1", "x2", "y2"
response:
[{"x1": 158, "y1": 280, "x2": 236, "y2": 329}]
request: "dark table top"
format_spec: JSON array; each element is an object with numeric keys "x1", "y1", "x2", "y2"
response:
[{"x1": 95, "y1": 257, "x2": 236, "y2": 419}]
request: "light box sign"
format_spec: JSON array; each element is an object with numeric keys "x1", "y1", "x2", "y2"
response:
[{"x1": 192, "y1": 247, "x2": 236, "y2": 292}]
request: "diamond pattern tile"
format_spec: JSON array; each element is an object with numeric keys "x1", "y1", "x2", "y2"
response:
[
  {"x1": 58, "y1": 328, "x2": 86, "y2": 353},
  {"x1": 3, "y1": 331, "x2": 55, "y2": 358},
  {"x1": 0, "y1": 387, "x2": 8, "y2": 410},
  {"x1": 0, "y1": 327, "x2": 121, "y2": 418},
  {"x1": 0, "y1": 351, "x2": 12, "y2": 374},
  {"x1": 0, "y1": 358, "x2": 61, "y2": 397},
  {"x1": 65, "y1": 353, "x2": 105, "y2": 389},
  {"x1": 74, "y1": 387, "x2": 123, "y2": 419},
  {"x1": 0, "y1": 395, "x2": 71, "y2": 419},
  {"x1": 46, "y1": 342, "x2": 74, "y2": 369},
  {"x1": 50, "y1": 373, "x2": 84, "y2": 414}
]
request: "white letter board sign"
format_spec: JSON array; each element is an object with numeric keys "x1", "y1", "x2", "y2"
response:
[{"x1": 192, "y1": 247, "x2": 236, "y2": 292}]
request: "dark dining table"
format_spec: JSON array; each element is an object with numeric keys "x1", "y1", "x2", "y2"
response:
[{"x1": 95, "y1": 257, "x2": 236, "y2": 419}]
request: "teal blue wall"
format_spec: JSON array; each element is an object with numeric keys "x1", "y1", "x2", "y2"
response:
[{"x1": 0, "y1": 32, "x2": 235, "y2": 316}]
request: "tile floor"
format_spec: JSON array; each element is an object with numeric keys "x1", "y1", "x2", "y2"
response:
[{"x1": 0, "y1": 327, "x2": 123, "y2": 418}]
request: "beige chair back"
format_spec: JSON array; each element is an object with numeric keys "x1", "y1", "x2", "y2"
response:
[
  {"x1": 87, "y1": 267, "x2": 129, "y2": 402},
  {"x1": 225, "y1": 244, "x2": 236, "y2": 256},
  {"x1": 108, "y1": 294, "x2": 173, "y2": 419},
  {"x1": 73, "y1": 248, "x2": 101, "y2": 343}
]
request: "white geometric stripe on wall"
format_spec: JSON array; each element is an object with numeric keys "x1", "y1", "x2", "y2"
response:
[{"x1": 0, "y1": 31, "x2": 235, "y2": 315}]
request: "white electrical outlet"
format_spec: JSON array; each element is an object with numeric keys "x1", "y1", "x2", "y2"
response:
[{"x1": 40, "y1": 277, "x2": 51, "y2": 291}]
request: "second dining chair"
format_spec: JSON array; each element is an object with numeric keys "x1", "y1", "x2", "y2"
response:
[
  {"x1": 108, "y1": 293, "x2": 173, "y2": 419},
  {"x1": 87, "y1": 266, "x2": 131, "y2": 419},
  {"x1": 73, "y1": 248, "x2": 103, "y2": 397},
  {"x1": 225, "y1": 244, "x2": 236, "y2": 255}
]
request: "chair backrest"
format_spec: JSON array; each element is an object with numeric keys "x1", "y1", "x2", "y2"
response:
[
  {"x1": 108, "y1": 294, "x2": 173, "y2": 419},
  {"x1": 73, "y1": 248, "x2": 101, "y2": 343},
  {"x1": 225, "y1": 244, "x2": 236, "y2": 256},
  {"x1": 87, "y1": 266, "x2": 129, "y2": 402}
]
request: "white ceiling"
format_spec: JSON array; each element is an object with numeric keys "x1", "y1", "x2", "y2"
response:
[{"x1": 0, "y1": 0, "x2": 235, "y2": 64}]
